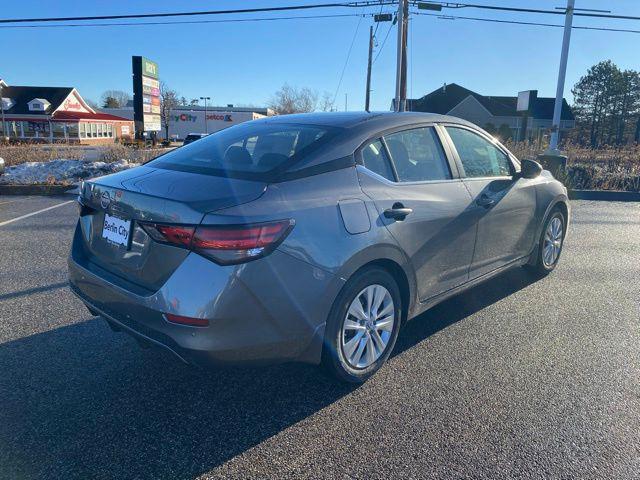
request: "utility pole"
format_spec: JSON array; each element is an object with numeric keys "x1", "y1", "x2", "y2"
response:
[
  {"x1": 365, "y1": 25, "x2": 373, "y2": 112},
  {"x1": 548, "y1": 0, "x2": 575, "y2": 153},
  {"x1": 345, "y1": 93, "x2": 348, "y2": 112},
  {"x1": 400, "y1": 0, "x2": 409, "y2": 111},
  {"x1": 394, "y1": 0, "x2": 405, "y2": 112}
]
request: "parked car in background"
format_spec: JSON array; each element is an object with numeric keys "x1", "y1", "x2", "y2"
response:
[
  {"x1": 68, "y1": 112, "x2": 569, "y2": 383},
  {"x1": 182, "y1": 133, "x2": 208, "y2": 145}
]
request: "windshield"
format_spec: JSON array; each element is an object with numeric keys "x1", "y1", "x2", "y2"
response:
[{"x1": 149, "y1": 122, "x2": 335, "y2": 179}]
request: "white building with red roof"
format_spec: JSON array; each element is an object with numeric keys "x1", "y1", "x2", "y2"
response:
[{"x1": 0, "y1": 81, "x2": 134, "y2": 144}]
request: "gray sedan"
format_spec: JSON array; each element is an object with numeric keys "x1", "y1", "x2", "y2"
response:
[{"x1": 68, "y1": 112, "x2": 569, "y2": 383}]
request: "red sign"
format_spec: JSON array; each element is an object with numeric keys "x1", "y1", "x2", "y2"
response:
[{"x1": 63, "y1": 98, "x2": 83, "y2": 111}]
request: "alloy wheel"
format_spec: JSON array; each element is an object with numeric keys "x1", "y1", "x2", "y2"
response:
[
  {"x1": 341, "y1": 284, "x2": 395, "y2": 369},
  {"x1": 543, "y1": 216, "x2": 563, "y2": 268}
]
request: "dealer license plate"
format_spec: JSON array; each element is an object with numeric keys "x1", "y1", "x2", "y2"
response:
[{"x1": 102, "y1": 213, "x2": 131, "y2": 248}]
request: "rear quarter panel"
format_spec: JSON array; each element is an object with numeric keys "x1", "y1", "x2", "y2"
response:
[{"x1": 202, "y1": 167, "x2": 418, "y2": 320}]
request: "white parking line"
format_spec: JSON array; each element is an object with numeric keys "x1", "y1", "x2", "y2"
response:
[{"x1": 0, "y1": 200, "x2": 75, "y2": 227}]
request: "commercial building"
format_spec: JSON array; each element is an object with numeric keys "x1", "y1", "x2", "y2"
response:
[
  {"x1": 0, "y1": 79, "x2": 134, "y2": 144},
  {"x1": 401, "y1": 83, "x2": 575, "y2": 141},
  {"x1": 103, "y1": 105, "x2": 275, "y2": 140}
]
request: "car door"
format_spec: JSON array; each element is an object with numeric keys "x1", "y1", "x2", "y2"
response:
[
  {"x1": 356, "y1": 125, "x2": 477, "y2": 302},
  {"x1": 442, "y1": 125, "x2": 538, "y2": 279}
]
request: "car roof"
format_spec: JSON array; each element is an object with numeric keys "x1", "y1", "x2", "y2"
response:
[{"x1": 257, "y1": 111, "x2": 477, "y2": 130}]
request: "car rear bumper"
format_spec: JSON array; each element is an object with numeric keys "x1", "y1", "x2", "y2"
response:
[{"x1": 68, "y1": 224, "x2": 341, "y2": 367}]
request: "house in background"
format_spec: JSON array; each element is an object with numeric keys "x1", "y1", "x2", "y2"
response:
[
  {"x1": 401, "y1": 83, "x2": 575, "y2": 142},
  {"x1": 0, "y1": 80, "x2": 134, "y2": 144}
]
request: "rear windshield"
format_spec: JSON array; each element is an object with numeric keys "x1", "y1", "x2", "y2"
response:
[{"x1": 149, "y1": 122, "x2": 335, "y2": 180}]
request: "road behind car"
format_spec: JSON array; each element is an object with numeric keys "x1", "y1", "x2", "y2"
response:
[{"x1": 0, "y1": 197, "x2": 638, "y2": 479}]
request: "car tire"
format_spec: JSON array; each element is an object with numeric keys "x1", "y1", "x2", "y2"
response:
[
  {"x1": 322, "y1": 266, "x2": 402, "y2": 383},
  {"x1": 525, "y1": 208, "x2": 566, "y2": 276}
]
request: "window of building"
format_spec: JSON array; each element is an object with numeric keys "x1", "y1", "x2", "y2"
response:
[
  {"x1": 90, "y1": 123, "x2": 97, "y2": 138},
  {"x1": 107, "y1": 124, "x2": 113, "y2": 137},
  {"x1": 383, "y1": 127, "x2": 451, "y2": 182},
  {"x1": 52, "y1": 122, "x2": 66, "y2": 139},
  {"x1": 445, "y1": 127, "x2": 512, "y2": 178},
  {"x1": 79, "y1": 123, "x2": 86, "y2": 138},
  {"x1": 67, "y1": 123, "x2": 79, "y2": 138}
]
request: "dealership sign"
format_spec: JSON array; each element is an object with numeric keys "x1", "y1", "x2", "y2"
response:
[{"x1": 132, "y1": 56, "x2": 161, "y2": 134}]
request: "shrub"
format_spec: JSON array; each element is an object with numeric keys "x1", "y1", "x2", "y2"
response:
[{"x1": 503, "y1": 140, "x2": 640, "y2": 191}]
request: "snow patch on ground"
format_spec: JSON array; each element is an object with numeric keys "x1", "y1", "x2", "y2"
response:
[{"x1": 0, "y1": 159, "x2": 140, "y2": 185}]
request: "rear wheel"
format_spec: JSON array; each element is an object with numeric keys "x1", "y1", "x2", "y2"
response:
[
  {"x1": 322, "y1": 267, "x2": 402, "y2": 383},
  {"x1": 526, "y1": 208, "x2": 565, "y2": 275}
]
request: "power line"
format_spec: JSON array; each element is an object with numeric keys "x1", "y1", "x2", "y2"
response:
[
  {"x1": 332, "y1": 12, "x2": 364, "y2": 107},
  {"x1": 372, "y1": 1, "x2": 386, "y2": 37},
  {"x1": 0, "y1": 13, "x2": 365, "y2": 29},
  {"x1": 372, "y1": 19, "x2": 394, "y2": 64},
  {"x1": 2, "y1": 1, "x2": 639, "y2": 26},
  {"x1": 412, "y1": 2, "x2": 640, "y2": 21},
  {"x1": 0, "y1": 2, "x2": 396, "y2": 24},
  {"x1": 414, "y1": 11, "x2": 640, "y2": 34}
]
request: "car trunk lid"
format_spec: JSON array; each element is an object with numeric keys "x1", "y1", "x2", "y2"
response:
[{"x1": 77, "y1": 166, "x2": 266, "y2": 291}]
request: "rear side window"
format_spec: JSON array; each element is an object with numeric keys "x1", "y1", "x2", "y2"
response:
[
  {"x1": 383, "y1": 127, "x2": 451, "y2": 182},
  {"x1": 445, "y1": 127, "x2": 512, "y2": 178},
  {"x1": 361, "y1": 140, "x2": 395, "y2": 181},
  {"x1": 148, "y1": 122, "x2": 334, "y2": 179}
]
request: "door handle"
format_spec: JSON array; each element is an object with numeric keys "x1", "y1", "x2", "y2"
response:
[
  {"x1": 476, "y1": 194, "x2": 495, "y2": 208},
  {"x1": 384, "y1": 203, "x2": 413, "y2": 221}
]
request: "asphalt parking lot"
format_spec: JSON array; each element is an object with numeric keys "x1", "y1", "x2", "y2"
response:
[{"x1": 0, "y1": 196, "x2": 639, "y2": 479}]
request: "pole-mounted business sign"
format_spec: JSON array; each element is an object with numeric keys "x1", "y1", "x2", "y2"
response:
[{"x1": 132, "y1": 56, "x2": 161, "y2": 137}]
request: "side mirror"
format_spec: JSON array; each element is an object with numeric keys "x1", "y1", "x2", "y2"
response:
[{"x1": 520, "y1": 159, "x2": 542, "y2": 179}]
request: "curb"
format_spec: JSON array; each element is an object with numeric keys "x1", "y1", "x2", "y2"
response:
[
  {"x1": 568, "y1": 190, "x2": 640, "y2": 202},
  {"x1": 0, "y1": 184, "x2": 77, "y2": 196}
]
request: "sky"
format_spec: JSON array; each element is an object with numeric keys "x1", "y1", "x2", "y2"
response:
[{"x1": 1, "y1": 0, "x2": 639, "y2": 111}]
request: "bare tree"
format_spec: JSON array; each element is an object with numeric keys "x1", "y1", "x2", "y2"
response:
[
  {"x1": 84, "y1": 98, "x2": 100, "y2": 110},
  {"x1": 100, "y1": 90, "x2": 131, "y2": 108},
  {"x1": 268, "y1": 84, "x2": 318, "y2": 114},
  {"x1": 318, "y1": 91, "x2": 336, "y2": 112},
  {"x1": 160, "y1": 82, "x2": 179, "y2": 140}
]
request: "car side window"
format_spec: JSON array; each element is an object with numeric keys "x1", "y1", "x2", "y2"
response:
[
  {"x1": 361, "y1": 140, "x2": 395, "y2": 181},
  {"x1": 445, "y1": 127, "x2": 512, "y2": 178},
  {"x1": 383, "y1": 127, "x2": 451, "y2": 182}
]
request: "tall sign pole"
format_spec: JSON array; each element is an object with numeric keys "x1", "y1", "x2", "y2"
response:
[
  {"x1": 0, "y1": 84, "x2": 6, "y2": 141},
  {"x1": 365, "y1": 25, "x2": 373, "y2": 112},
  {"x1": 394, "y1": 0, "x2": 406, "y2": 112},
  {"x1": 548, "y1": 0, "x2": 575, "y2": 153}
]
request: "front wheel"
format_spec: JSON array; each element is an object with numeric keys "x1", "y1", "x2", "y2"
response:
[
  {"x1": 526, "y1": 208, "x2": 566, "y2": 275},
  {"x1": 322, "y1": 267, "x2": 402, "y2": 383}
]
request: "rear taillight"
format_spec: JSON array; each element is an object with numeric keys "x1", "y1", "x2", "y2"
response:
[
  {"x1": 164, "y1": 313, "x2": 209, "y2": 327},
  {"x1": 140, "y1": 219, "x2": 294, "y2": 265}
]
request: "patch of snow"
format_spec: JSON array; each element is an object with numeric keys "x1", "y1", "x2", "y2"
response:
[{"x1": 0, "y1": 159, "x2": 140, "y2": 185}]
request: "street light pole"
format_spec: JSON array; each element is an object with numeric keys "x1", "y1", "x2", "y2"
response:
[
  {"x1": 548, "y1": 0, "x2": 575, "y2": 153},
  {"x1": 200, "y1": 96, "x2": 210, "y2": 134}
]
